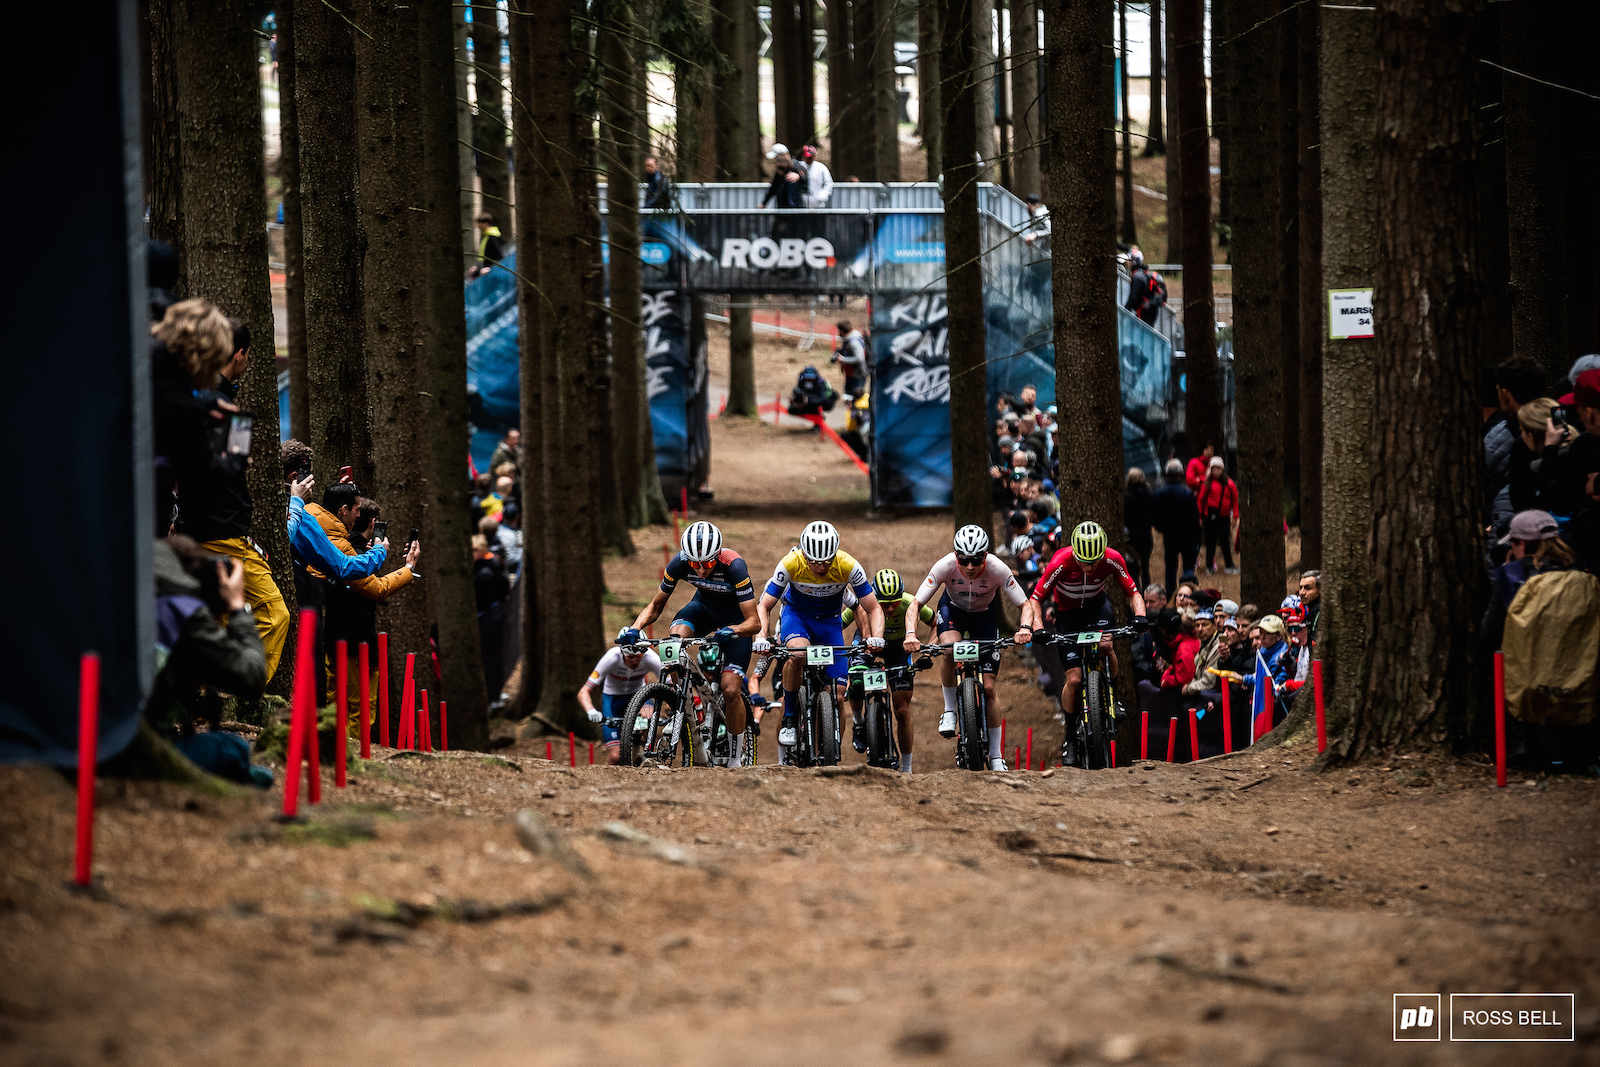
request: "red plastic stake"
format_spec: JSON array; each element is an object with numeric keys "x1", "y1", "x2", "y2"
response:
[
  {"x1": 358, "y1": 642, "x2": 371, "y2": 759},
  {"x1": 589, "y1": 742, "x2": 595, "y2": 765},
  {"x1": 1110, "y1": 740, "x2": 1117, "y2": 768},
  {"x1": 1000, "y1": 718, "x2": 1006, "y2": 756},
  {"x1": 1494, "y1": 651, "x2": 1507, "y2": 788},
  {"x1": 1166, "y1": 717, "x2": 1177, "y2": 762},
  {"x1": 545, "y1": 740, "x2": 553, "y2": 761},
  {"x1": 401, "y1": 653, "x2": 416, "y2": 750},
  {"x1": 1025, "y1": 727, "x2": 1033, "y2": 773},
  {"x1": 681, "y1": 486, "x2": 690, "y2": 517},
  {"x1": 283, "y1": 610, "x2": 317, "y2": 818},
  {"x1": 1312, "y1": 660, "x2": 1327, "y2": 754},
  {"x1": 420, "y1": 690, "x2": 432, "y2": 753},
  {"x1": 306, "y1": 685, "x2": 322, "y2": 806},
  {"x1": 334, "y1": 640, "x2": 348, "y2": 788},
  {"x1": 377, "y1": 633, "x2": 390, "y2": 748},
  {"x1": 569, "y1": 731, "x2": 577, "y2": 767},
  {"x1": 74, "y1": 652, "x2": 101, "y2": 887},
  {"x1": 1141, "y1": 710, "x2": 1149, "y2": 760},
  {"x1": 440, "y1": 700, "x2": 448, "y2": 752},
  {"x1": 1188, "y1": 707, "x2": 1200, "y2": 764}
]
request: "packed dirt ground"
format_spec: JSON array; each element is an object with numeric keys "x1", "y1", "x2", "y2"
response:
[{"x1": 4, "y1": 328, "x2": 1597, "y2": 1066}]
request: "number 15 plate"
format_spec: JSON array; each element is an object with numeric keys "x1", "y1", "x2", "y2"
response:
[{"x1": 806, "y1": 646, "x2": 834, "y2": 665}]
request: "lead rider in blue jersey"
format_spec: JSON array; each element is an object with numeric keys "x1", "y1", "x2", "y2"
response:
[{"x1": 622, "y1": 521, "x2": 762, "y2": 742}]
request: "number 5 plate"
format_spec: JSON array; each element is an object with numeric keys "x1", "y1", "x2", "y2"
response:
[
  {"x1": 1076, "y1": 631, "x2": 1102, "y2": 645},
  {"x1": 863, "y1": 670, "x2": 888, "y2": 692},
  {"x1": 806, "y1": 646, "x2": 834, "y2": 665},
  {"x1": 658, "y1": 640, "x2": 683, "y2": 664},
  {"x1": 953, "y1": 640, "x2": 980, "y2": 662}
]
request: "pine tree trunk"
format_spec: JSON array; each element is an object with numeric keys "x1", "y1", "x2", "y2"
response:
[
  {"x1": 148, "y1": 0, "x2": 185, "y2": 291},
  {"x1": 676, "y1": 57, "x2": 717, "y2": 182},
  {"x1": 1278, "y1": 2, "x2": 1300, "y2": 527},
  {"x1": 1295, "y1": 0, "x2": 1322, "y2": 567},
  {"x1": 173, "y1": 0, "x2": 298, "y2": 692},
  {"x1": 355, "y1": 0, "x2": 433, "y2": 715},
  {"x1": 827, "y1": 0, "x2": 854, "y2": 176},
  {"x1": 872, "y1": 0, "x2": 901, "y2": 180},
  {"x1": 1012, "y1": 0, "x2": 1040, "y2": 193},
  {"x1": 919, "y1": 0, "x2": 943, "y2": 179},
  {"x1": 1118, "y1": 0, "x2": 1135, "y2": 245},
  {"x1": 520, "y1": 0, "x2": 609, "y2": 731},
  {"x1": 471, "y1": 1, "x2": 511, "y2": 238},
  {"x1": 1351, "y1": 0, "x2": 1485, "y2": 758},
  {"x1": 1142, "y1": 0, "x2": 1164, "y2": 155},
  {"x1": 941, "y1": 0, "x2": 990, "y2": 536},
  {"x1": 715, "y1": 0, "x2": 761, "y2": 416},
  {"x1": 455, "y1": 3, "x2": 476, "y2": 262},
  {"x1": 1044, "y1": 0, "x2": 1122, "y2": 536},
  {"x1": 974, "y1": 0, "x2": 998, "y2": 181},
  {"x1": 1474, "y1": 12, "x2": 1512, "y2": 392},
  {"x1": 1227, "y1": 0, "x2": 1285, "y2": 608},
  {"x1": 849, "y1": 0, "x2": 876, "y2": 176},
  {"x1": 296, "y1": 0, "x2": 370, "y2": 488},
  {"x1": 278, "y1": 0, "x2": 311, "y2": 443},
  {"x1": 1172, "y1": 0, "x2": 1218, "y2": 453},
  {"x1": 418, "y1": 0, "x2": 491, "y2": 749},
  {"x1": 1212, "y1": 0, "x2": 1230, "y2": 245},
  {"x1": 1317, "y1": 0, "x2": 1376, "y2": 746},
  {"x1": 773, "y1": 0, "x2": 815, "y2": 146},
  {"x1": 1162, "y1": 1, "x2": 1181, "y2": 261},
  {"x1": 997, "y1": 0, "x2": 1013, "y2": 191}
]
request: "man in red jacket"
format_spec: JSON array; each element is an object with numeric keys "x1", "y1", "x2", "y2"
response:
[
  {"x1": 1197, "y1": 456, "x2": 1240, "y2": 574},
  {"x1": 1185, "y1": 444, "x2": 1215, "y2": 494}
]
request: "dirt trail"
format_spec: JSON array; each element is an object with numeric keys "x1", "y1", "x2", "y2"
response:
[{"x1": 3, "y1": 333, "x2": 1597, "y2": 1066}]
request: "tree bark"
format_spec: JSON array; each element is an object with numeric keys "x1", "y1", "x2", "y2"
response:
[
  {"x1": 715, "y1": 0, "x2": 761, "y2": 416},
  {"x1": 418, "y1": 0, "x2": 491, "y2": 748},
  {"x1": 173, "y1": 0, "x2": 297, "y2": 693},
  {"x1": 1142, "y1": 0, "x2": 1164, "y2": 155},
  {"x1": 1316, "y1": 0, "x2": 1376, "y2": 747},
  {"x1": 1172, "y1": 0, "x2": 1218, "y2": 454},
  {"x1": 278, "y1": 0, "x2": 310, "y2": 443},
  {"x1": 148, "y1": 0, "x2": 185, "y2": 292},
  {"x1": 827, "y1": 0, "x2": 855, "y2": 176},
  {"x1": 941, "y1": 0, "x2": 990, "y2": 536},
  {"x1": 296, "y1": 0, "x2": 370, "y2": 488},
  {"x1": 471, "y1": 1, "x2": 511, "y2": 237},
  {"x1": 1295, "y1": 0, "x2": 1322, "y2": 567},
  {"x1": 997, "y1": 0, "x2": 1013, "y2": 191},
  {"x1": 455, "y1": 3, "x2": 476, "y2": 263},
  {"x1": 1278, "y1": 1, "x2": 1300, "y2": 528},
  {"x1": 871, "y1": 0, "x2": 901, "y2": 180},
  {"x1": 1162, "y1": 0, "x2": 1181, "y2": 261},
  {"x1": 974, "y1": 0, "x2": 998, "y2": 181},
  {"x1": 1012, "y1": 0, "x2": 1040, "y2": 194},
  {"x1": 355, "y1": 0, "x2": 433, "y2": 715},
  {"x1": 675, "y1": 56, "x2": 717, "y2": 182},
  {"x1": 773, "y1": 0, "x2": 815, "y2": 147},
  {"x1": 919, "y1": 0, "x2": 943, "y2": 179},
  {"x1": 1118, "y1": 0, "x2": 1135, "y2": 245},
  {"x1": 1474, "y1": 10, "x2": 1511, "y2": 389},
  {"x1": 1351, "y1": 0, "x2": 1485, "y2": 758},
  {"x1": 1212, "y1": 0, "x2": 1230, "y2": 246},
  {"x1": 1226, "y1": 0, "x2": 1284, "y2": 608}
]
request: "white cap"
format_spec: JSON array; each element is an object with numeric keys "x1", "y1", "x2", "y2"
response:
[{"x1": 765, "y1": 143, "x2": 789, "y2": 159}]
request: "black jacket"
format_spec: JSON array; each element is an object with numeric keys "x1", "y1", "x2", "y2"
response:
[
  {"x1": 1151, "y1": 482, "x2": 1201, "y2": 548},
  {"x1": 761, "y1": 163, "x2": 810, "y2": 209},
  {"x1": 643, "y1": 170, "x2": 670, "y2": 209},
  {"x1": 174, "y1": 373, "x2": 253, "y2": 544},
  {"x1": 1124, "y1": 484, "x2": 1154, "y2": 544},
  {"x1": 148, "y1": 540, "x2": 266, "y2": 732}
]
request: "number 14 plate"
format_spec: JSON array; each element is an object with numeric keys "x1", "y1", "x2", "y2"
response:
[{"x1": 863, "y1": 670, "x2": 888, "y2": 692}]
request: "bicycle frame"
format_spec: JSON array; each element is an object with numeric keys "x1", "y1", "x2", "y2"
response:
[
  {"x1": 923, "y1": 638, "x2": 1014, "y2": 770},
  {"x1": 1042, "y1": 625, "x2": 1138, "y2": 770}
]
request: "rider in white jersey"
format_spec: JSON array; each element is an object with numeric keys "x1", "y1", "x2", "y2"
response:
[
  {"x1": 903, "y1": 525, "x2": 1032, "y2": 770},
  {"x1": 578, "y1": 643, "x2": 662, "y2": 765}
]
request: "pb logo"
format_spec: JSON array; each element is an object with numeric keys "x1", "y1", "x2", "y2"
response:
[{"x1": 1394, "y1": 993, "x2": 1442, "y2": 1042}]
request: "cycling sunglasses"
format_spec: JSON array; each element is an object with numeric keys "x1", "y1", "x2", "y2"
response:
[{"x1": 956, "y1": 554, "x2": 986, "y2": 567}]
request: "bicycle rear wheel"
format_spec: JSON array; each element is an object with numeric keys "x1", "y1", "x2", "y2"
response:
[
  {"x1": 1085, "y1": 669, "x2": 1111, "y2": 770},
  {"x1": 814, "y1": 687, "x2": 842, "y2": 766},
  {"x1": 957, "y1": 676, "x2": 986, "y2": 770},
  {"x1": 620, "y1": 684, "x2": 678, "y2": 767}
]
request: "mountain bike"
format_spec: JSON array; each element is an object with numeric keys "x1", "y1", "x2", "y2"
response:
[
  {"x1": 762, "y1": 644, "x2": 853, "y2": 768},
  {"x1": 846, "y1": 651, "x2": 930, "y2": 770},
  {"x1": 618, "y1": 637, "x2": 743, "y2": 768},
  {"x1": 1039, "y1": 625, "x2": 1136, "y2": 770},
  {"x1": 923, "y1": 637, "x2": 1015, "y2": 770}
]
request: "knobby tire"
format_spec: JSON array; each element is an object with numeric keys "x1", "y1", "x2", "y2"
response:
[
  {"x1": 1085, "y1": 669, "x2": 1110, "y2": 770},
  {"x1": 620, "y1": 683, "x2": 678, "y2": 767},
  {"x1": 815, "y1": 687, "x2": 842, "y2": 766},
  {"x1": 957, "y1": 676, "x2": 986, "y2": 771}
]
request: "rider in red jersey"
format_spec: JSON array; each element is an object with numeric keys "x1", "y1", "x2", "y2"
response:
[{"x1": 1022, "y1": 521, "x2": 1147, "y2": 742}]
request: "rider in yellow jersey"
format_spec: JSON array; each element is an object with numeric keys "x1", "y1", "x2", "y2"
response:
[{"x1": 842, "y1": 569, "x2": 933, "y2": 772}]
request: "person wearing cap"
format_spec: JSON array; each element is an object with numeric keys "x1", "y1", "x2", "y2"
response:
[
  {"x1": 800, "y1": 145, "x2": 834, "y2": 207},
  {"x1": 761, "y1": 144, "x2": 809, "y2": 209},
  {"x1": 1021, "y1": 195, "x2": 1051, "y2": 244},
  {"x1": 1255, "y1": 614, "x2": 1295, "y2": 688},
  {"x1": 1215, "y1": 596, "x2": 1238, "y2": 623},
  {"x1": 1481, "y1": 510, "x2": 1579, "y2": 649},
  {"x1": 1537, "y1": 368, "x2": 1600, "y2": 525},
  {"x1": 1486, "y1": 358, "x2": 1548, "y2": 538},
  {"x1": 1154, "y1": 458, "x2": 1201, "y2": 588},
  {"x1": 1197, "y1": 455, "x2": 1240, "y2": 574},
  {"x1": 1184, "y1": 608, "x2": 1224, "y2": 698}
]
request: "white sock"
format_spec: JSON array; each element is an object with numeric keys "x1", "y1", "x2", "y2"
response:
[
  {"x1": 942, "y1": 686, "x2": 957, "y2": 712},
  {"x1": 778, "y1": 742, "x2": 792, "y2": 766},
  {"x1": 899, "y1": 753, "x2": 913, "y2": 774},
  {"x1": 988, "y1": 728, "x2": 1003, "y2": 760}
]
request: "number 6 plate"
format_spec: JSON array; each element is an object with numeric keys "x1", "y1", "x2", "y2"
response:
[
  {"x1": 658, "y1": 640, "x2": 683, "y2": 664},
  {"x1": 1076, "y1": 631, "x2": 1102, "y2": 645},
  {"x1": 953, "y1": 640, "x2": 980, "y2": 662},
  {"x1": 806, "y1": 646, "x2": 834, "y2": 665},
  {"x1": 863, "y1": 670, "x2": 888, "y2": 692}
]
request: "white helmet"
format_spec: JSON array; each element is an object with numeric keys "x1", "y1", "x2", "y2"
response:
[
  {"x1": 953, "y1": 524, "x2": 990, "y2": 558},
  {"x1": 799, "y1": 520, "x2": 840, "y2": 564},
  {"x1": 680, "y1": 520, "x2": 723, "y2": 563}
]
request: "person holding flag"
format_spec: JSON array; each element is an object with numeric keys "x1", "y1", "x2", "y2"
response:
[{"x1": 1249, "y1": 615, "x2": 1298, "y2": 740}]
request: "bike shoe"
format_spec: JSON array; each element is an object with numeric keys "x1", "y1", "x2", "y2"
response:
[
  {"x1": 778, "y1": 724, "x2": 797, "y2": 747},
  {"x1": 851, "y1": 722, "x2": 868, "y2": 753},
  {"x1": 989, "y1": 756, "x2": 1009, "y2": 772},
  {"x1": 938, "y1": 712, "x2": 957, "y2": 738}
]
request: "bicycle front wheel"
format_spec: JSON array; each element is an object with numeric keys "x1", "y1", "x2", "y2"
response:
[
  {"x1": 1085, "y1": 669, "x2": 1111, "y2": 770},
  {"x1": 814, "y1": 687, "x2": 842, "y2": 766},
  {"x1": 620, "y1": 684, "x2": 678, "y2": 767},
  {"x1": 957, "y1": 676, "x2": 986, "y2": 771}
]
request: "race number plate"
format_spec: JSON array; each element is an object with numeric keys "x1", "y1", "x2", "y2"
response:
[
  {"x1": 953, "y1": 640, "x2": 980, "y2": 662},
  {"x1": 1076, "y1": 632, "x2": 1103, "y2": 645},
  {"x1": 806, "y1": 646, "x2": 834, "y2": 665},
  {"x1": 863, "y1": 670, "x2": 889, "y2": 692},
  {"x1": 658, "y1": 640, "x2": 684, "y2": 664}
]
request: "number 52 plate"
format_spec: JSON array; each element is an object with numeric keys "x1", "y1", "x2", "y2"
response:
[
  {"x1": 1076, "y1": 632, "x2": 1103, "y2": 645},
  {"x1": 953, "y1": 640, "x2": 980, "y2": 662},
  {"x1": 806, "y1": 646, "x2": 834, "y2": 665},
  {"x1": 863, "y1": 670, "x2": 888, "y2": 692},
  {"x1": 658, "y1": 640, "x2": 683, "y2": 663}
]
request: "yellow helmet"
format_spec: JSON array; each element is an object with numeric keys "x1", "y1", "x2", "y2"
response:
[
  {"x1": 872, "y1": 568, "x2": 902, "y2": 600},
  {"x1": 1071, "y1": 520, "x2": 1107, "y2": 564}
]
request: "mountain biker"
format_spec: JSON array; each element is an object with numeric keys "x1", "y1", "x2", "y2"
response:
[
  {"x1": 843, "y1": 568, "x2": 935, "y2": 773},
  {"x1": 754, "y1": 520, "x2": 884, "y2": 760},
  {"x1": 577, "y1": 639, "x2": 663, "y2": 765},
  {"x1": 1023, "y1": 520, "x2": 1148, "y2": 764},
  {"x1": 903, "y1": 524, "x2": 1034, "y2": 771},
  {"x1": 620, "y1": 521, "x2": 762, "y2": 745}
]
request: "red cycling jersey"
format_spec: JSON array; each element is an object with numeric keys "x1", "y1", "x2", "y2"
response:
[{"x1": 1030, "y1": 547, "x2": 1139, "y2": 610}]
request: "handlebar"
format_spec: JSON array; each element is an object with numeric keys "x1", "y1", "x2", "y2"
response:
[{"x1": 1036, "y1": 625, "x2": 1142, "y2": 646}]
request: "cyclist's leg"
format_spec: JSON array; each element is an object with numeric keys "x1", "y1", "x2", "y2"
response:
[
  {"x1": 889, "y1": 640, "x2": 915, "y2": 771},
  {"x1": 933, "y1": 593, "x2": 961, "y2": 729},
  {"x1": 720, "y1": 630, "x2": 753, "y2": 736},
  {"x1": 668, "y1": 600, "x2": 706, "y2": 644},
  {"x1": 778, "y1": 610, "x2": 812, "y2": 753},
  {"x1": 602, "y1": 692, "x2": 627, "y2": 765}
]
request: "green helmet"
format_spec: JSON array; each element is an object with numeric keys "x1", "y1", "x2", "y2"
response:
[
  {"x1": 872, "y1": 568, "x2": 903, "y2": 600},
  {"x1": 1071, "y1": 520, "x2": 1107, "y2": 564}
]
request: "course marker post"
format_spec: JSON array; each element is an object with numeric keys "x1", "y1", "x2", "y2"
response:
[
  {"x1": 334, "y1": 640, "x2": 348, "y2": 788},
  {"x1": 377, "y1": 633, "x2": 390, "y2": 748},
  {"x1": 401, "y1": 654, "x2": 416, "y2": 749},
  {"x1": 1141, "y1": 710, "x2": 1149, "y2": 760},
  {"x1": 1109, "y1": 740, "x2": 1117, "y2": 768},
  {"x1": 569, "y1": 732, "x2": 577, "y2": 767},
  {"x1": 1166, "y1": 717, "x2": 1177, "y2": 762},
  {"x1": 419, "y1": 690, "x2": 431, "y2": 753},
  {"x1": 1222, "y1": 682, "x2": 1232, "y2": 753},
  {"x1": 546, "y1": 740, "x2": 553, "y2": 761},
  {"x1": 440, "y1": 701, "x2": 448, "y2": 752},
  {"x1": 1000, "y1": 718, "x2": 1006, "y2": 756},
  {"x1": 1025, "y1": 727, "x2": 1033, "y2": 772},
  {"x1": 74, "y1": 652, "x2": 101, "y2": 887},
  {"x1": 1188, "y1": 708, "x2": 1200, "y2": 764},
  {"x1": 681, "y1": 486, "x2": 690, "y2": 516},
  {"x1": 589, "y1": 741, "x2": 595, "y2": 765},
  {"x1": 1312, "y1": 660, "x2": 1327, "y2": 754},
  {"x1": 358, "y1": 642, "x2": 371, "y2": 759},
  {"x1": 284, "y1": 608, "x2": 318, "y2": 815},
  {"x1": 1494, "y1": 651, "x2": 1507, "y2": 788}
]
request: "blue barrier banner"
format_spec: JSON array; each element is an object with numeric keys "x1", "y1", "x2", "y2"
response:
[
  {"x1": 643, "y1": 290, "x2": 708, "y2": 485},
  {"x1": 871, "y1": 292, "x2": 953, "y2": 506}
]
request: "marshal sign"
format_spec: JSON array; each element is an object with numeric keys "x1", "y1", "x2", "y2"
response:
[{"x1": 720, "y1": 237, "x2": 837, "y2": 269}]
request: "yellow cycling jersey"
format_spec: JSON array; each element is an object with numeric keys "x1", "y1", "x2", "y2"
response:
[{"x1": 764, "y1": 548, "x2": 873, "y2": 618}]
